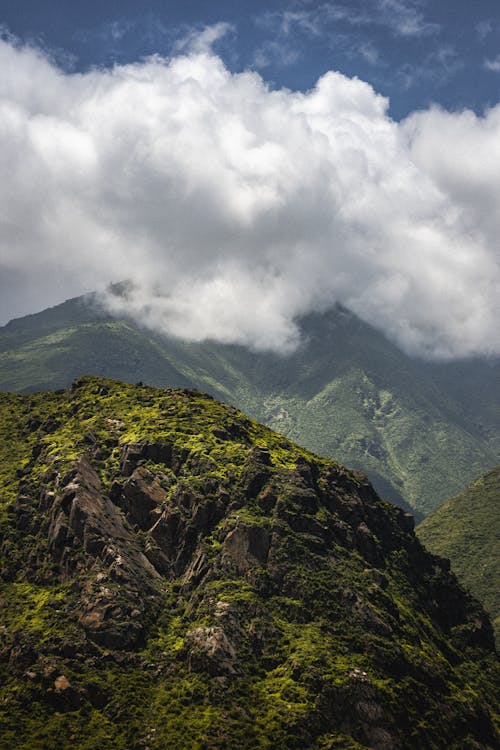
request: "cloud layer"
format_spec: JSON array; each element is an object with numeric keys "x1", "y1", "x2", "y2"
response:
[{"x1": 0, "y1": 37, "x2": 499, "y2": 359}]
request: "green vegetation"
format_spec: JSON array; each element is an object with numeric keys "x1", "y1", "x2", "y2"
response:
[
  {"x1": 418, "y1": 466, "x2": 500, "y2": 641},
  {"x1": 1, "y1": 298, "x2": 498, "y2": 517},
  {"x1": 0, "y1": 377, "x2": 498, "y2": 749}
]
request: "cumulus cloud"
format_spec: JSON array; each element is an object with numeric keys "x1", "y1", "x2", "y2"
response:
[{"x1": 0, "y1": 36, "x2": 499, "y2": 359}]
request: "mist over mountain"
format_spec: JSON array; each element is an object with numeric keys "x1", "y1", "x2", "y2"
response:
[
  {"x1": 1, "y1": 293, "x2": 498, "y2": 517},
  {"x1": 1, "y1": 36, "x2": 499, "y2": 360}
]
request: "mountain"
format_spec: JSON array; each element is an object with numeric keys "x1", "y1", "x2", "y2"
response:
[
  {"x1": 0, "y1": 377, "x2": 498, "y2": 749},
  {"x1": 0, "y1": 293, "x2": 498, "y2": 517},
  {"x1": 417, "y1": 467, "x2": 500, "y2": 642}
]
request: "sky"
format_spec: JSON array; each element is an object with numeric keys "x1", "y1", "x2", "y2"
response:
[{"x1": 0, "y1": 0, "x2": 500, "y2": 359}]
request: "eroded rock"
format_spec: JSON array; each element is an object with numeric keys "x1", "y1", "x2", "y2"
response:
[
  {"x1": 222, "y1": 522, "x2": 270, "y2": 575},
  {"x1": 119, "y1": 466, "x2": 167, "y2": 529},
  {"x1": 184, "y1": 626, "x2": 237, "y2": 676}
]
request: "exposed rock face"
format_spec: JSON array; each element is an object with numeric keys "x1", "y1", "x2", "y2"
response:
[
  {"x1": 222, "y1": 523, "x2": 271, "y2": 574},
  {"x1": 45, "y1": 455, "x2": 161, "y2": 648},
  {"x1": 0, "y1": 377, "x2": 498, "y2": 750},
  {"x1": 117, "y1": 466, "x2": 167, "y2": 529},
  {"x1": 184, "y1": 626, "x2": 237, "y2": 676}
]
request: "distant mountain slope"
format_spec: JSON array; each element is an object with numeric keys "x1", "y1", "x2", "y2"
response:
[
  {"x1": 417, "y1": 467, "x2": 500, "y2": 640},
  {"x1": 0, "y1": 377, "x2": 498, "y2": 749},
  {"x1": 0, "y1": 294, "x2": 498, "y2": 516},
  {"x1": 421, "y1": 358, "x2": 500, "y2": 456}
]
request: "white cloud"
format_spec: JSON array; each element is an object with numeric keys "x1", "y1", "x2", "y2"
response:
[
  {"x1": 396, "y1": 44, "x2": 462, "y2": 91},
  {"x1": 357, "y1": 41, "x2": 380, "y2": 65},
  {"x1": 0, "y1": 36, "x2": 499, "y2": 359},
  {"x1": 173, "y1": 21, "x2": 234, "y2": 56},
  {"x1": 252, "y1": 39, "x2": 303, "y2": 70},
  {"x1": 375, "y1": 0, "x2": 438, "y2": 38},
  {"x1": 485, "y1": 54, "x2": 500, "y2": 73},
  {"x1": 257, "y1": 1, "x2": 439, "y2": 41}
]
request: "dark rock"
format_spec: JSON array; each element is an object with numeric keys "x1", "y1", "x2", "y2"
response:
[
  {"x1": 119, "y1": 441, "x2": 188, "y2": 477},
  {"x1": 363, "y1": 568, "x2": 389, "y2": 589},
  {"x1": 83, "y1": 431, "x2": 97, "y2": 446},
  {"x1": 9, "y1": 643, "x2": 38, "y2": 669},
  {"x1": 222, "y1": 523, "x2": 270, "y2": 575},
  {"x1": 144, "y1": 537, "x2": 171, "y2": 575},
  {"x1": 46, "y1": 674, "x2": 82, "y2": 712},
  {"x1": 295, "y1": 457, "x2": 319, "y2": 488},
  {"x1": 320, "y1": 674, "x2": 399, "y2": 750},
  {"x1": 85, "y1": 680, "x2": 109, "y2": 709},
  {"x1": 182, "y1": 549, "x2": 208, "y2": 588},
  {"x1": 109, "y1": 480, "x2": 123, "y2": 504},
  {"x1": 212, "y1": 428, "x2": 228, "y2": 440},
  {"x1": 433, "y1": 554, "x2": 451, "y2": 572},
  {"x1": 399, "y1": 511, "x2": 415, "y2": 533},
  {"x1": 11, "y1": 495, "x2": 34, "y2": 531},
  {"x1": 149, "y1": 507, "x2": 183, "y2": 562},
  {"x1": 355, "y1": 521, "x2": 383, "y2": 566},
  {"x1": 120, "y1": 467, "x2": 167, "y2": 529},
  {"x1": 77, "y1": 601, "x2": 144, "y2": 649},
  {"x1": 252, "y1": 446, "x2": 272, "y2": 465},
  {"x1": 30, "y1": 442, "x2": 43, "y2": 461},
  {"x1": 257, "y1": 485, "x2": 277, "y2": 513},
  {"x1": 50, "y1": 456, "x2": 159, "y2": 582},
  {"x1": 27, "y1": 415, "x2": 42, "y2": 431},
  {"x1": 119, "y1": 443, "x2": 148, "y2": 477},
  {"x1": 240, "y1": 449, "x2": 273, "y2": 500},
  {"x1": 225, "y1": 420, "x2": 249, "y2": 441},
  {"x1": 44, "y1": 456, "x2": 164, "y2": 648}
]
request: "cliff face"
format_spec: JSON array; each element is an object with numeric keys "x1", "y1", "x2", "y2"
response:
[{"x1": 0, "y1": 377, "x2": 498, "y2": 750}]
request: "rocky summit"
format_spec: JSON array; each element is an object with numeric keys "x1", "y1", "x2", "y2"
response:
[{"x1": 0, "y1": 377, "x2": 498, "y2": 750}]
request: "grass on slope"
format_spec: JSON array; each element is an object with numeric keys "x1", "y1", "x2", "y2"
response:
[
  {"x1": 417, "y1": 467, "x2": 500, "y2": 640},
  {"x1": 0, "y1": 300, "x2": 498, "y2": 517},
  {"x1": 249, "y1": 370, "x2": 497, "y2": 518}
]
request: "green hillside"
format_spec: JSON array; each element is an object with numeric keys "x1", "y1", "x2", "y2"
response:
[
  {"x1": 0, "y1": 295, "x2": 498, "y2": 516},
  {"x1": 0, "y1": 377, "x2": 498, "y2": 749},
  {"x1": 418, "y1": 467, "x2": 500, "y2": 641}
]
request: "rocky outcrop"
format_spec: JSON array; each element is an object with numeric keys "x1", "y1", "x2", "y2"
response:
[
  {"x1": 0, "y1": 378, "x2": 498, "y2": 750},
  {"x1": 221, "y1": 522, "x2": 271, "y2": 575},
  {"x1": 119, "y1": 441, "x2": 188, "y2": 476},
  {"x1": 113, "y1": 466, "x2": 167, "y2": 529},
  {"x1": 47, "y1": 456, "x2": 160, "y2": 588},
  {"x1": 44, "y1": 456, "x2": 162, "y2": 647},
  {"x1": 184, "y1": 626, "x2": 237, "y2": 676}
]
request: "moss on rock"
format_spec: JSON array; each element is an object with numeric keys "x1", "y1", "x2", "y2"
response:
[{"x1": 0, "y1": 377, "x2": 498, "y2": 749}]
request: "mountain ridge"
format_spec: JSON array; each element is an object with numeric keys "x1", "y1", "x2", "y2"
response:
[{"x1": 0, "y1": 294, "x2": 498, "y2": 516}]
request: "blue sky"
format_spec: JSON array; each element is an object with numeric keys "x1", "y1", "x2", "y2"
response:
[
  {"x1": 0, "y1": 1, "x2": 499, "y2": 359},
  {"x1": 2, "y1": 0, "x2": 500, "y2": 119}
]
